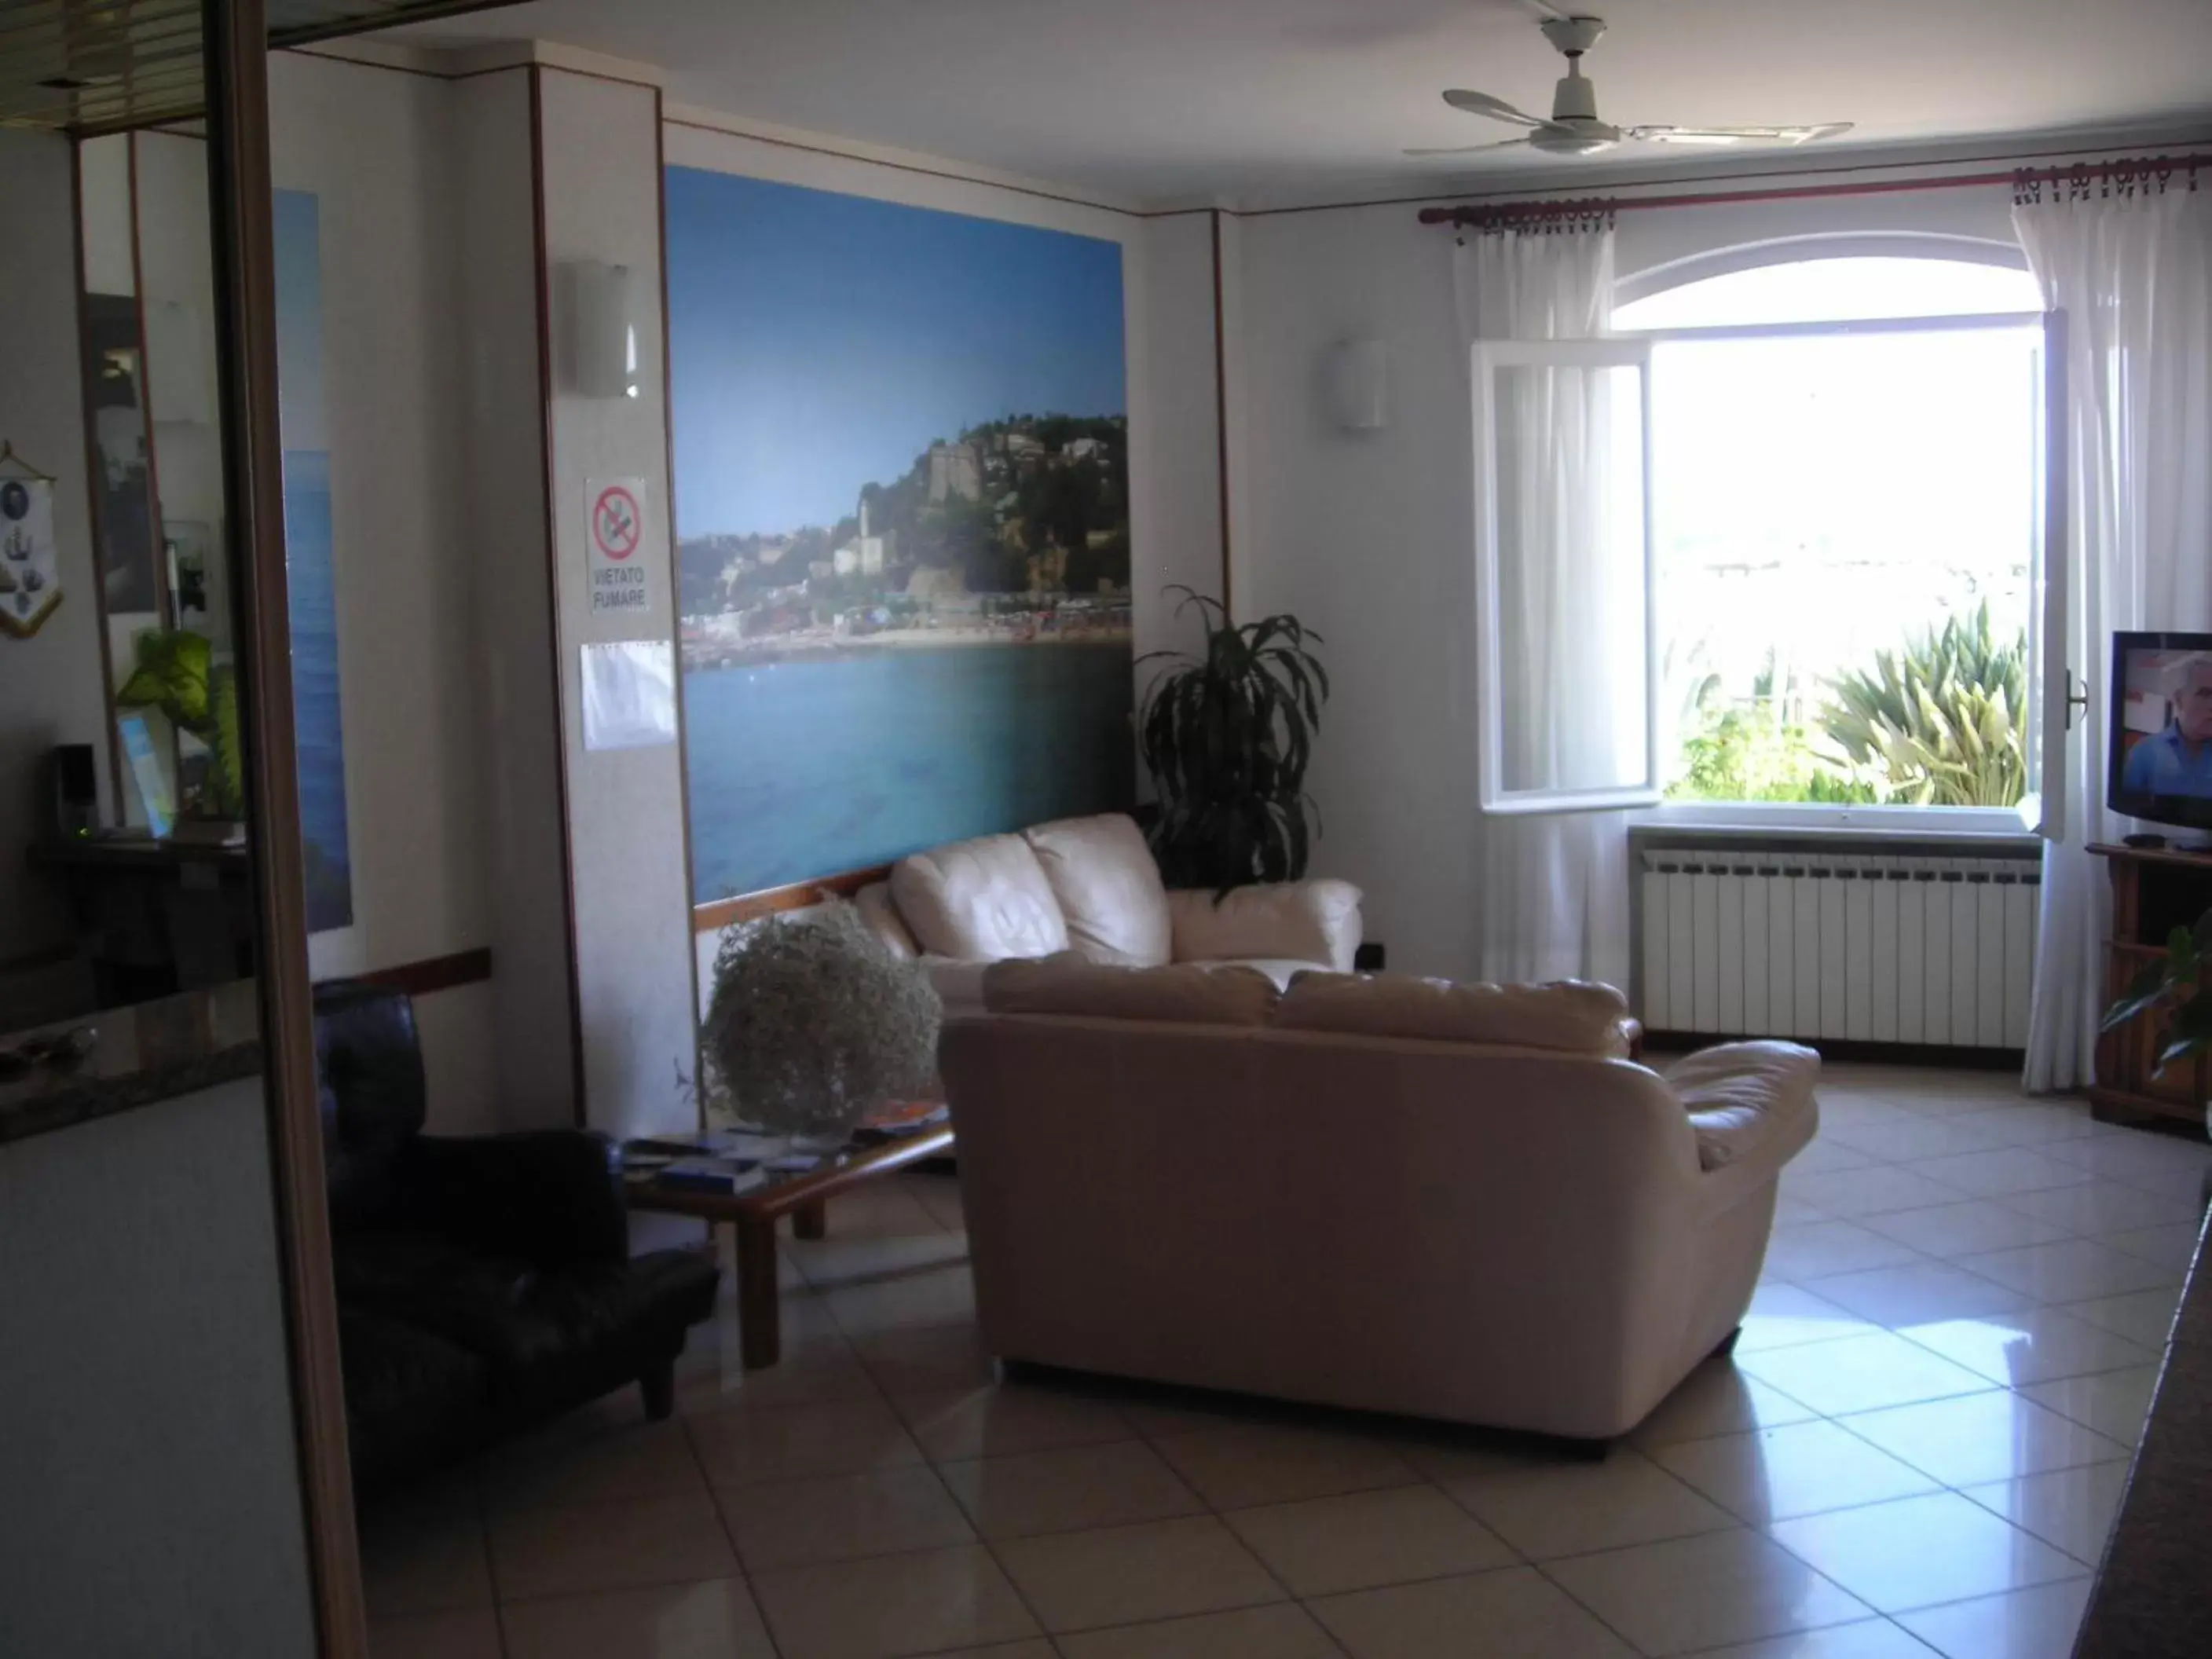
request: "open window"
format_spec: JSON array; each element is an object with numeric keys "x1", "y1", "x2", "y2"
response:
[
  {"x1": 1470, "y1": 337, "x2": 1658, "y2": 814},
  {"x1": 1521, "y1": 250, "x2": 2070, "y2": 837}
]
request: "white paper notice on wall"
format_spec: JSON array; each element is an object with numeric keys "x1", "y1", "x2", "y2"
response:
[
  {"x1": 581, "y1": 639, "x2": 677, "y2": 752},
  {"x1": 585, "y1": 475, "x2": 652, "y2": 617}
]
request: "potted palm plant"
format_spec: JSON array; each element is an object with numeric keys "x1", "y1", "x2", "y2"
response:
[
  {"x1": 1137, "y1": 587, "x2": 1328, "y2": 891},
  {"x1": 2104, "y1": 908, "x2": 2212, "y2": 1133},
  {"x1": 115, "y1": 627, "x2": 245, "y2": 830}
]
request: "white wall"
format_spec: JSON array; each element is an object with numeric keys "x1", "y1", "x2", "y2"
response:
[
  {"x1": 541, "y1": 69, "x2": 697, "y2": 1143},
  {"x1": 1225, "y1": 167, "x2": 2073, "y2": 981},
  {"x1": 0, "y1": 131, "x2": 110, "y2": 964},
  {"x1": 0, "y1": 1079, "x2": 316, "y2": 1657}
]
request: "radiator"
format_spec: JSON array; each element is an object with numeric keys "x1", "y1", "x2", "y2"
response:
[{"x1": 1633, "y1": 837, "x2": 2042, "y2": 1049}]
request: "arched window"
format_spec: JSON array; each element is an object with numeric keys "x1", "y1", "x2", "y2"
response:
[{"x1": 1599, "y1": 245, "x2": 2051, "y2": 822}]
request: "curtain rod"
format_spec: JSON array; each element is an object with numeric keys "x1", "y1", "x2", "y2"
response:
[{"x1": 1416, "y1": 149, "x2": 2210, "y2": 227}]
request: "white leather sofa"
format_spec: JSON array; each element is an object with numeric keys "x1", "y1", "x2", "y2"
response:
[
  {"x1": 855, "y1": 812, "x2": 1363, "y2": 1010},
  {"x1": 939, "y1": 961, "x2": 1819, "y2": 1444}
]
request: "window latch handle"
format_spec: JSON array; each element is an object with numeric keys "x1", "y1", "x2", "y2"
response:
[{"x1": 2064, "y1": 669, "x2": 2089, "y2": 731}]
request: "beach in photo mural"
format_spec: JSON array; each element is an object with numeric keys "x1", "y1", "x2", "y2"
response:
[{"x1": 665, "y1": 169, "x2": 1134, "y2": 902}]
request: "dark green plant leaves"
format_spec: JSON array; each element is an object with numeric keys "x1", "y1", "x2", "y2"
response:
[{"x1": 1140, "y1": 586, "x2": 1328, "y2": 892}]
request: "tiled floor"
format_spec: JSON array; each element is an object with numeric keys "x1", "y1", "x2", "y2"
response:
[{"x1": 363, "y1": 1065, "x2": 2209, "y2": 1659}]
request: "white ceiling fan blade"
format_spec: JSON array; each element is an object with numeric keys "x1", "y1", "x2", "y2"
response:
[
  {"x1": 1628, "y1": 121, "x2": 1855, "y2": 146},
  {"x1": 1444, "y1": 89, "x2": 1546, "y2": 128},
  {"x1": 1403, "y1": 138, "x2": 1535, "y2": 156}
]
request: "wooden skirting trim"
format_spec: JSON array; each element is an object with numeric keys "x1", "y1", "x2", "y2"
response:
[
  {"x1": 1642, "y1": 1031, "x2": 2024, "y2": 1071},
  {"x1": 694, "y1": 865, "x2": 895, "y2": 935},
  {"x1": 340, "y1": 947, "x2": 493, "y2": 998}
]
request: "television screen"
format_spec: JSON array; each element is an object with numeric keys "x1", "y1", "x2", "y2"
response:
[{"x1": 2108, "y1": 631, "x2": 2212, "y2": 833}]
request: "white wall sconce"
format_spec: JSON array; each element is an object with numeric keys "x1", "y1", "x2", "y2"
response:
[
  {"x1": 566, "y1": 260, "x2": 640, "y2": 400},
  {"x1": 1325, "y1": 338, "x2": 1389, "y2": 432}
]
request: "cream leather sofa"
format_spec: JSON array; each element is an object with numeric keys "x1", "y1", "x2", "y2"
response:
[
  {"x1": 939, "y1": 961, "x2": 1819, "y2": 1444},
  {"x1": 855, "y1": 812, "x2": 1363, "y2": 1009}
]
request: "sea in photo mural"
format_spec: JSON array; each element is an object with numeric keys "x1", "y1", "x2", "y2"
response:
[
  {"x1": 665, "y1": 168, "x2": 1135, "y2": 902},
  {"x1": 273, "y1": 189, "x2": 353, "y2": 932}
]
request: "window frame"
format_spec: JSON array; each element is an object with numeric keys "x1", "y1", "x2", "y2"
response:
[
  {"x1": 1613, "y1": 268, "x2": 2049, "y2": 837},
  {"x1": 1470, "y1": 335, "x2": 1662, "y2": 815}
]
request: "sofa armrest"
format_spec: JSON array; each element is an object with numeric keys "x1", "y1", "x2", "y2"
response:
[
  {"x1": 1166, "y1": 879, "x2": 1363, "y2": 972},
  {"x1": 1664, "y1": 1041, "x2": 1820, "y2": 1172},
  {"x1": 401, "y1": 1130, "x2": 629, "y2": 1265}
]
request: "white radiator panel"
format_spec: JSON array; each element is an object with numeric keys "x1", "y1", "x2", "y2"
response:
[{"x1": 1637, "y1": 847, "x2": 2040, "y2": 1049}]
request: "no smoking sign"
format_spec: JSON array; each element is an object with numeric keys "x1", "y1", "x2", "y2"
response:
[{"x1": 584, "y1": 476, "x2": 653, "y2": 616}]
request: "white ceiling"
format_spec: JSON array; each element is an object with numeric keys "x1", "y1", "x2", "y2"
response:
[{"x1": 398, "y1": 0, "x2": 2212, "y2": 205}]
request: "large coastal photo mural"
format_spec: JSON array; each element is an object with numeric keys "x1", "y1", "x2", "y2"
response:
[
  {"x1": 273, "y1": 189, "x2": 353, "y2": 932},
  {"x1": 665, "y1": 168, "x2": 1135, "y2": 902}
]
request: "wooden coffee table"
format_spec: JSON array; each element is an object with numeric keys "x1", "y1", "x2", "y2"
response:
[{"x1": 626, "y1": 1125, "x2": 955, "y2": 1369}]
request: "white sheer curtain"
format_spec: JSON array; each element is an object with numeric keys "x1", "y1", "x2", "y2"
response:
[
  {"x1": 2016, "y1": 183, "x2": 2212, "y2": 1090},
  {"x1": 1454, "y1": 222, "x2": 1635, "y2": 985}
]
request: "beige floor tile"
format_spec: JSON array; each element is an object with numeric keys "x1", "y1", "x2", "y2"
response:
[
  {"x1": 1906, "y1": 1148, "x2": 2093, "y2": 1199},
  {"x1": 821, "y1": 1261, "x2": 977, "y2": 1335},
  {"x1": 1834, "y1": 1390, "x2": 2127, "y2": 1487},
  {"x1": 1774, "y1": 1195, "x2": 1837, "y2": 1225},
  {"x1": 2019, "y1": 1364, "x2": 2163, "y2": 1447},
  {"x1": 2101, "y1": 1220, "x2": 2207, "y2": 1271},
  {"x1": 1057, "y1": 1604, "x2": 1346, "y2": 1659},
  {"x1": 993, "y1": 1514, "x2": 1285, "y2": 1632},
  {"x1": 368, "y1": 1606, "x2": 502, "y2": 1659},
  {"x1": 478, "y1": 1416, "x2": 709, "y2": 1515},
  {"x1": 1822, "y1": 1118, "x2": 2011, "y2": 1163},
  {"x1": 1546, "y1": 1526, "x2": 1873, "y2": 1657},
  {"x1": 938, "y1": 1438, "x2": 1202, "y2": 1538},
  {"x1": 1737, "y1": 1333, "x2": 1994, "y2": 1416},
  {"x1": 850, "y1": 1323, "x2": 998, "y2": 1393},
  {"x1": 896, "y1": 1382, "x2": 1133, "y2": 1463},
  {"x1": 2059, "y1": 1287, "x2": 2185, "y2": 1346},
  {"x1": 1151, "y1": 1421, "x2": 1418, "y2": 1509},
  {"x1": 685, "y1": 1394, "x2": 924, "y2": 1486},
  {"x1": 1959, "y1": 1460, "x2": 2131, "y2": 1566},
  {"x1": 804, "y1": 1181, "x2": 947, "y2": 1240},
  {"x1": 1735, "y1": 1283, "x2": 1878, "y2": 1353},
  {"x1": 1632, "y1": 1357, "x2": 1822, "y2": 1448},
  {"x1": 749, "y1": 1544, "x2": 1041, "y2": 1659},
  {"x1": 358, "y1": 1503, "x2": 492, "y2": 1622},
  {"x1": 1947, "y1": 1104, "x2": 2106, "y2": 1148},
  {"x1": 1763, "y1": 1223, "x2": 1928, "y2": 1282},
  {"x1": 1857, "y1": 1201, "x2": 2073, "y2": 1257},
  {"x1": 1994, "y1": 1181, "x2": 2203, "y2": 1236},
  {"x1": 1799, "y1": 1262, "x2": 2031, "y2": 1328},
  {"x1": 1957, "y1": 1239, "x2": 2181, "y2": 1304},
  {"x1": 1224, "y1": 1483, "x2": 1515, "y2": 1596},
  {"x1": 715, "y1": 1465, "x2": 976, "y2": 1569},
  {"x1": 1672, "y1": 1617, "x2": 1939, "y2": 1657},
  {"x1": 1310, "y1": 1565, "x2": 1634, "y2": 1659},
  {"x1": 500, "y1": 1577, "x2": 777, "y2": 1658},
  {"x1": 1892, "y1": 1577, "x2": 2092, "y2": 1659},
  {"x1": 2039, "y1": 1132, "x2": 2212, "y2": 1184},
  {"x1": 1896, "y1": 1306, "x2": 2158, "y2": 1387},
  {"x1": 1783, "y1": 1167, "x2": 1972, "y2": 1219},
  {"x1": 1788, "y1": 1140, "x2": 1885, "y2": 1176},
  {"x1": 789, "y1": 1228, "x2": 972, "y2": 1291},
  {"x1": 488, "y1": 1490, "x2": 741, "y2": 1602},
  {"x1": 1766, "y1": 1492, "x2": 2082, "y2": 1614},
  {"x1": 1650, "y1": 1420, "x2": 1940, "y2": 1525},
  {"x1": 1436, "y1": 1446, "x2": 1734, "y2": 1560}
]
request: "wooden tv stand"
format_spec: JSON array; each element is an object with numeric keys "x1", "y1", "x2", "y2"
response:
[{"x1": 2089, "y1": 842, "x2": 2212, "y2": 1130}]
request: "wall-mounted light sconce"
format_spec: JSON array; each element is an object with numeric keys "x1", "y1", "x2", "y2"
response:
[
  {"x1": 1325, "y1": 339, "x2": 1389, "y2": 432},
  {"x1": 566, "y1": 260, "x2": 640, "y2": 400}
]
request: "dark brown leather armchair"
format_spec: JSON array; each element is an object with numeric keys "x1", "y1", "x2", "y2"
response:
[{"x1": 316, "y1": 982, "x2": 717, "y2": 1493}]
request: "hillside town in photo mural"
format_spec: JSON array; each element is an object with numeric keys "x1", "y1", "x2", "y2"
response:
[{"x1": 665, "y1": 168, "x2": 1135, "y2": 902}]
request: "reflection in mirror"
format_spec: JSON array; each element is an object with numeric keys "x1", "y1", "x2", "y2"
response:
[{"x1": 0, "y1": 126, "x2": 247, "y2": 1041}]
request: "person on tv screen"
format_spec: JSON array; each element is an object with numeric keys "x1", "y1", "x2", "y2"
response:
[{"x1": 2123, "y1": 654, "x2": 2212, "y2": 797}]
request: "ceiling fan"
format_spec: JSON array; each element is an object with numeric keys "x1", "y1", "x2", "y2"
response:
[{"x1": 1407, "y1": 13, "x2": 1851, "y2": 159}]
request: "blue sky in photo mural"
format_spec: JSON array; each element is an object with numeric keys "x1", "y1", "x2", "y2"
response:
[
  {"x1": 665, "y1": 169, "x2": 1136, "y2": 902},
  {"x1": 273, "y1": 189, "x2": 353, "y2": 933}
]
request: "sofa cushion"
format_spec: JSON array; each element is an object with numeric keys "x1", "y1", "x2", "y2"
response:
[
  {"x1": 1167, "y1": 880, "x2": 1364, "y2": 972},
  {"x1": 1023, "y1": 814, "x2": 1173, "y2": 966},
  {"x1": 892, "y1": 833, "x2": 1071, "y2": 960},
  {"x1": 1665, "y1": 1040, "x2": 1821, "y2": 1170},
  {"x1": 855, "y1": 881, "x2": 920, "y2": 960},
  {"x1": 1273, "y1": 973, "x2": 1634, "y2": 1055},
  {"x1": 983, "y1": 954, "x2": 1280, "y2": 1027}
]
